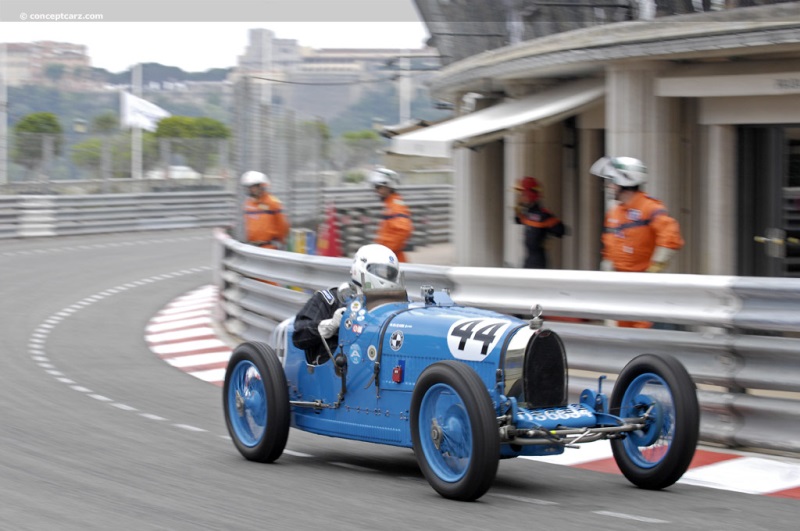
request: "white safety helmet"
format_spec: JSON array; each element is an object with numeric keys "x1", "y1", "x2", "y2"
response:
[
  {"x1": 241, "y1": 170, "x2": 270, "y2": 187},
  {"x1": 590, "y1": 156, "x2": 647, "y2": 187},
  {"x1": 350, "y1": 244, "x2": 404, "y2": 293},
  {"x1": 367, "y1": 167, "x2": 400, "y2": 190}
]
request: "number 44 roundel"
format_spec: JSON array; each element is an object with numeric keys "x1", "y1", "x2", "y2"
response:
[{"x1": 446, "y1": 318, "x2": 511, "y2": 361}]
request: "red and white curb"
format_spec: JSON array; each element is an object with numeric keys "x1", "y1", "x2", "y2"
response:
[
  {"x1": 146, "y1": 285, "x2": 232, "y2": 386},
  {"x1": 523, "y1": 440, "x2": 800, "y2": 499},
  {"x1": 147, "y1": 285, "x2": 800, "y2": 500}
]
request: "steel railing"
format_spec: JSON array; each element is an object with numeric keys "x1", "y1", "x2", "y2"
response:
[
  {"x1": 1, "y1": 192, "x2": 237, "y2": 238},
  {"x1": 213, "y1": 228, "x2": 800, "y2": 455},
  {"x1": 1, "y1": 185, "x2": 455, "y2": 253}
]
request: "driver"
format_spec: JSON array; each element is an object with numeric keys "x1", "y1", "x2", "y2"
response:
[{"x1": 292, "y1": 244, "x2": 405, "y2": 364}]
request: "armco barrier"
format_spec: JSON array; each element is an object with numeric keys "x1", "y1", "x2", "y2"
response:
[
  {"x1": 0, "y1": 192, "x2": 237, "y2": 238},
  {"x1": 290, "y1": 184, "x2": 453, "y2": 251},
  {"x1": 0, "y1": 184, "x2": 454, "y2": 244},
  {"x1": 213, "y1": 228, "x2": 800, "y2": 455},
  {"x1": 0, "y1": 197, "x2": 20, "y2": 239}
]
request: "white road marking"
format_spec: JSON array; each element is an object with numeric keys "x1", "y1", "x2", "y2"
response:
[
  {"x1": 146, "y1": 325, "x2": 216, "y2": 342},
  {"x1": 488, "y1": 493, "x2": 558, "y2": 505},
  {"x1": 150, "y1": 309, "x2": 211, "y2": 323},
  {"x1": 89, "y1": 394, "x2": 112, "y2": 402},
  {"x1": 190, "y1": 368, "x2": 228, "y2": 382},
  {"x1": 146, "y1": 318, "x2": 213, "y2": 335},
  {"x1": 593, "y1": 511, "x2": 669, "y2": 523},
  {"x1": 151, "y1": 339, "x2": 228, "y2": 355},
  {"x1": 112, "y1": 403, "x2": 138, "y2": 411},
  {"x1": 157, "y1": 302, "x2": 215, "y2": 316},
  {"x1": 521, "y1": 439, "x2": 613, "y2": 465},
  {"x1": 27, "y1": 258, "x2": 212, "y2": 433},
  {"x1": 174, "y1": 424, "x2": 207, "y2": 432},
  {"x1": 284, "y1": 449, "x2": 313, "y2": 458},
  {"x1": 680, "y1": 456, "x2": 800, "y2": 494},
  {"x1": 165, "y1": 351, "x2": 231, "y2": 368}
]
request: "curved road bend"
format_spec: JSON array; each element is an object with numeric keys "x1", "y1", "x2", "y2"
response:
[{"x1": 0, "y1": 229, "x2": 796, "y2": 530}]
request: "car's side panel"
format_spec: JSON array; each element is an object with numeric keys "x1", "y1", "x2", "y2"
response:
[
  {"x1": 283, "y1": 299, "x2": 414, "y2": 446},
  {"x1": 282, "y1": 296, "x2": 530, "y2": 447},
  {"x1": 378, "y1": 305, "x2": 526, "y2": 393}
]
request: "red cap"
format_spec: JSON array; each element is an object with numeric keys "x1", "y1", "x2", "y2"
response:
[
  {"x1": 515, "y1": 176, "x2": 540, "y2": 202},
  {"x1": 515, "y1": 176, "x2": 539, "y2": 190}
]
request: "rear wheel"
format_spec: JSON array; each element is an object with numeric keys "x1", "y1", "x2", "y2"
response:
[
  {"x1": 610, "y1": 354, "x2": 699, "y2": 489},
  {"x1": 410, "y1": 361, "x2": 499, "y2": 501},
  {"x1": 223, "y1": 342, "x2": 290, "y2": 463}
]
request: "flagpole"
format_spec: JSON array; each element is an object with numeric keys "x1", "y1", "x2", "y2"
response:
[{"x1": 131, "y1": 63, "x2": 142, "y2": 180}]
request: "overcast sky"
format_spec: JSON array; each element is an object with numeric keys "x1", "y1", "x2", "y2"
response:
[
  {"x1": 0, "y1": 1, "x2": 429, "y2": 73},
  {"x1": 1, "y1": 21, "x2": 430, "y2": 73}
]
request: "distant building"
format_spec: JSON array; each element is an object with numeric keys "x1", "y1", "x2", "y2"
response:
[
  {"x1": 232, "y1": 28, "x2": 440, "y2": 121},
  {"x1": 237, "y1": 29, "x2": 303, "y2": 72},
  {"x1": 2, "y1": 41, "x2": 91, "y2": 87}
]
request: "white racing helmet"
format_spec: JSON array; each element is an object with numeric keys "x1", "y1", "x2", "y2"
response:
[
  {"x1": 241, "y1": 170, "x2": 270, "y2": 187},
  {"x1": 367, "y1": 167, "x2": 400, "y2": 190},
  {"x1": 590, "y1": 157, "x2": 647, "y2": 187},
  {"x1": 350, "y1": 244, "x2": 404, "y2": 292}
]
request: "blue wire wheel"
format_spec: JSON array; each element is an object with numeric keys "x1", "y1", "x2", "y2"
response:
[
  {"x1": 417, "y1": 383, "x2": 473, "y2": 482},
  {"x1": 617, "y1": 374, "x2": 672, "y2": 468},
  {"x1": 610, "y1": 354, "x2": 699, "y2": 490},
  {"x1": 223, "y1": 342, "x2": 290, "y2": 463},
  {"x1": 227, "y1": 360, "x2": 267, "y2": 448},
  {"x1": 410, "y1": 361, "x2": 499, "y2": 501}
]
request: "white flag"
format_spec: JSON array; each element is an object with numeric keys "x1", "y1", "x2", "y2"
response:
[{"x1": 120, "y1": 91, "x2": 171, "y2": 131}]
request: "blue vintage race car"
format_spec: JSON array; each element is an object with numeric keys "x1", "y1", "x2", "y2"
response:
[{"x1": 223, "y1": 286, "x2": 699, "y2": 501}]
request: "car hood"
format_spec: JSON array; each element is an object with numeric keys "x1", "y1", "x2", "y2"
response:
[{"x1": 379, "y1": 303, "x2": 529, "y2": 365}]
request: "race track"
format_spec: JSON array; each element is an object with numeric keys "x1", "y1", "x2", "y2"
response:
[{"x1": 1, "y1": 229, "x2": 797, "y2": 530}]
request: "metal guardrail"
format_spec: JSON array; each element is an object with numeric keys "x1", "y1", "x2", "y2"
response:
[
  {"x1": 1, "y1": 184, "x2": 455, "y2": 248},
  {"x1": 0, "y1": 197, "x2": 19, "y2": 239},
  {"x1": 287, "y1": 184, "x2": 453, "y2": 249},
  {"x1": 0, "y1": 192, "x2": 236, "y2": 238},
  {"x1": 0, "y1": 176, "x2": 234, "y2": 196},
  {"x1": 213, "y1": 228, "x2": 800, "y2": 456}
]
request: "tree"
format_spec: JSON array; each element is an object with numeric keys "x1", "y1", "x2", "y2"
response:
[
  {"x1": 192, "y1": 116, "x2": 231, "y2": 138},
  {"x1": 91, "y1": 111, "x2": 119, "y2": 134},
  {"x1": 43, "y1": 64, "x2": 66, "y2": 87},
  {"x1": 12, "y1": 112, "x2": 63, "y2": 171},
  {"x1": 154, "y1": 116, "x2": 231, "y2": 175},
  {"x1": 153, "y1": 116, "x2": 196, "y2": 138},
  {"x1": 71, "y1": 131, "x2": 159, "y2": 178},
  {"x1": 72, "y1": 113, "x2": 156, "y2": 178},
  {"x1": 330, "y1": 129, "x2": 383, "y2": 171}
]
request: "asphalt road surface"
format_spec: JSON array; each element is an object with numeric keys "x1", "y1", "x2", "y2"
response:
[{"x1": 1, "y1": 229, "x2": 797, "y2": 530}]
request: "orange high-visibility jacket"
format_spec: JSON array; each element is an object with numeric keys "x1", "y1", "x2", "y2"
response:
[
  {"x1": 244, "y1": 192, "x2": 290, "y2": 248},
  {"x1": 602, "y1": 191, "x2": 683, "y2": 272},
  {"x1": 375, "y1": 192, "x2": 413, "y2": 262}
]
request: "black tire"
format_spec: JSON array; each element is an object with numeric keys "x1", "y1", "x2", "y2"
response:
[
  {"x1": 507, "y1": 379, "x2": 524, "y2": 402},
  {"x1": 410, "y1": 361, "x2": 500, "y2": 501},
  {"x1": 610, "y1": 354, "x2": 699, "y2": 490},
  {"x1": 223, "y1": 342, "x2": 290, "y2": 463}
]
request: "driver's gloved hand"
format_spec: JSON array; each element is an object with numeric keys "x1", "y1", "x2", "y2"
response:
[{"x1": 317, "y1": 307, "x2": 345, "y2": 339}]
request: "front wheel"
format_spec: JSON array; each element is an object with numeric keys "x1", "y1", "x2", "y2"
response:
[
  {"x1": 223, "y1": 342, "x2": 290, "y2": 463},
  {"x1": 610, "y1": 354, "x2": 699, "y2": 490},
  {"x1": 410, "y1": 361, "x2": 500, "y2": 501}
]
